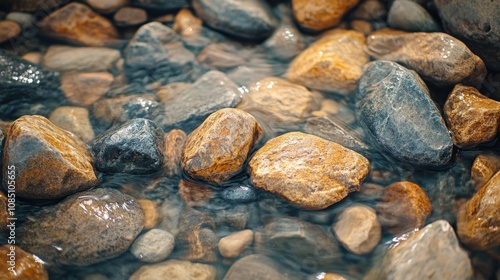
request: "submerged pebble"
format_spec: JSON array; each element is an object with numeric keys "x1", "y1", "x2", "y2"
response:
[{"x1": 131, "y1": 229, "x2": 175, "y2": 263}]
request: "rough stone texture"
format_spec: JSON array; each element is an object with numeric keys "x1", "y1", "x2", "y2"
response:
[
  {"x1": 173, "y1": 8, "x2": 203, "y2": 37},
  {"x1": 43, "y1": 45, "x2": 120, "y2": 73},
  {"x1": 131, "y1": 229, "x2": 175, "y2": 263},
  {"x1": 130, "y1": 260, "x2": 216, "y2": 280},
  {"x1": 114, "y1": 7, "x2": 147, "y2": 27},
  {"x1": 162, "y1": 129, "x2": 187, "y2": 178},
  {"x1": 307, "y1": 273, "x2": 348, "y2": 280},
  {"x1": 49, "y1": 106, "x2": 95, "y2": 142},
  {"x1": 221, "y1": 184, "x2": 258, "y2": 203},
  {"x1": 86, "y1": 0, "x2": 129, "y2": 14},
  {"x1": 93, "y1": 94, "x2": 163, "y2": 125},
  {"x1": 443, "y1": 84, "x2": 500, "y2": 149},
  {"x1": 388, "y1": 0, "x2": 440, "y2": 32},
  {"x1": 291, "y1": 0, "x2": 359, "y2": 31},
  {"x1": 92, "y1": 118, "x2": 164, "y2": 174},
  {"x1": 19, "y1": 188, "x2": 144, "y2": 266},
  {"x1": 223, "y1": 254, "x2": 303, "y2": 280},
  {"x1": 249, "y1": 132, "x2": 370, "y2": 210},
  {"x1": 192, "y1": 0, "x2": 277, "y2": 40},
  {"x1": 178, "y1": 179, "x2": 215, "y2": 207},
  {"x1": 131, "y1": 0, "x2": 189, "y2": 10},
  {"x1": 181, "y1": 109, "x2": 262, "y2": 184},
  {"x1": 0, "y1": 245, "x2": 49, "y2": 280},
  {"x1": 138, "y1": 199, "x2": 162, "y2": 229},
  {"x1": 332, "y1": 205, "x2": 381, "y2": 254},
  {"x1": 0, "y1": 20, "x2": 21, "y2": 43},
  {"x1": 349, "y1": 0, "x2": 386, "y2": 21},
  {"x1": 435, "y1": 0, "x2": 500, "y2": 71},
  {"x1": 218, "y1": 230, "x2": 254, "y2": 258},
  {"x1": 60, "y1": 72, "x2": 113, "y2": 106},
  {"x1": 2, "y1": 115, "x2": 98, "y2": 199},
  {"x1": 376, "y1": 181, "x2": 432, "y2": 234},
  {"x1": 0, "y1": 191, "x2": 7, "y2": 232},
  {"x1": 457, "y1": 171, "x2": 500, "y2": 251},
  {"x1": 355, "y1": 60, "x2": 453, "y2": 169},
  {"x1": 286, "y1": 29, "x2": 369, "y2": 94},
  {"x1": 370, "y1": 220, "x2": 473, "y2": 280},
  {"x1": 38, "y1": 3, "x2": 120, "y2": 47},
  {"x1": 471, "y1": 154, "x2": 500, "y2": 190},
  {"x1": 367, "y1": 30, "x2": 486, "y2": 88}
]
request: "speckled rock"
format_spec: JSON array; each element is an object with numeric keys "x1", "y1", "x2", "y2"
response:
[
  {"x1": 114, "y1": 7, "x2": 147, "y2": 26},
  {"x1": 132, "y1": 0, "x2": 189, "y2": 10},
  {"x1": 388, "y1": 0, "x2": 440, "y2": 32},
  {"x1": 471, "y1": 154, "x2": 500, "y2": 190},
  {"x1": 355, "y1": 60, "x2": 453, "y2": 169},
  {"x1": 60, "y1": 72, "x2": 113, "y2": 106},
  {"x1": 218, "y1": 229, "x2": 254, "y2": 258},
  {"x1": 444, "y1": 84, "x2": 500, "y2": 149},
  {"x1": 223, "y1": 254, "x2": 303, "y2": 280},
  {"x1": 178, "y1": 179, "x2": 215, "y2": 207},
  {"x1": 19, "y1": 188, "x2": 144, "y2": 266},
  {"x1": 86, "y1": 0, "x2": 129, "y2": 13},
  {"x1": 131, "y1": 229, "x2": 175, "y2": 263},
  {"x1": 162, "y1": 129, "x2": 187, "y2": 178},
  {"x1": 376, "y1": 181, "x2": 432, "y2": 234},
  {"x1": 43, "y1": 45, "x2": 121, "y2": 73},
  {"x1": 93, "y1": 94, "x2": 163, "y2": 125},
  {"x1": 138, "y1": 199, "x2": 162, "y2": 229},
  {"x1": 221, "y1": 184, "x2": 258, "y2": 203},
  {"x1": 175, "y1": 208, "x2": 217, "y2": 262},
  {"x1": 2, "y1": 115, "x2": 98, "y2": 199},
  {"x1": 249, "y1": 132, "x2": 370, "y2": 210},
  {"x1": 286, "y1": 29, "x2": 369, "y2": 94},
  {"x1": 38, "y1": 3, "x2": 120, "y2": 46},
  {"x1": 0, "y1": 20, "x2": 21, "y2": 43},
  {"x1": 367, "y1": 30, "x2": 486, "y2": 88},
  {"x1": 49, "y1": 106, "x2": 95, "y2": 142},
  {"x1": 292, "y1": 0, "x2": 360, "y2": 31},
  {"x1": 0, "y1": 245, "x2": 48, "y2": 280},
  {"x1": 173, "y1": 8, "x2": 203, "y2": 37},
  {"x1": 92, "y1": 118, "x2": 164, "y2": 174},
  {"x1": 130, "y1": 260, "x2": 216, "y2": 280},
  {"x1": 182, "y1": 109, "x2": 262, "y2": 184}
]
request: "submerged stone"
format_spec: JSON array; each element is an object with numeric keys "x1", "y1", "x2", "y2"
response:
[
  {"x1": 93, "y1": 94, "x2": 164, "y2": 125},
  {"x1": 130, "y1": 259, "x2": 216, "y2": 280},
  {"x1": 0, "y1": 245, "x2": 48, "y2": 280},
  {"x1": 60, "y1": 72, "x2": 113, "y2": 107},
  {"x1": 223, "y1": 254, "x2": 303, "y2": 280},
  {"x1": 49, "y1": 106, "x2": 95, "y2": 142},
  {"x1": 388, "y1": 0, "x2": 440, "y2": 32},
  {"x1": 221, "y1": 184, "x2": 258, "y2": 203},
  {"x1": 162, "y1": 129, "x2": 187, "y2": 178},
  {"x1": 42, "y1": 45, "x2": 121, "y2": 73},
  {"x1": 131, "y1": 229, "x2": 175, "y2": 263},
  {"x1": 218, "y1": 229, "x2": 254, "y2": 258},
  {"x1": 292, "y1": 0, "x2": 359, "y2": 31},
  {"x1": 471, "y1": 154, "x2": 500, "y2": 190}
]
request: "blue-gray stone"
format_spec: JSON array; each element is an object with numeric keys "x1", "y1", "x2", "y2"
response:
[
  {"x1": 132, "y1": 0, "x2": 189, "y2": 10},
  {"x1": 355, "y1": 60, "x2": 453, "y2": 169},
  {"x1": 221, "y1": 185, "x2": 258, "y2": 203},
  {"x1": 388, "y1": 0, "x2": 441, "y2": 32}
]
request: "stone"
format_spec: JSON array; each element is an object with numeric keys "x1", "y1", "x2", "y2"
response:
[
  {"x1": 138, "y1": 199, "x2": 162, "y2": 229},
  {"x1": 0, "y1": 20, "x2": 21, "y2": 43},
  {"x1": 162, "y1": 129, "x2": 187, "y2": 178},
  {"x1": 286, "y1": 29, "x2": 369, "y2": 94},
  {"x1": 2, "y1": 115, "x2": 98, "y2": 199},
  {"x1": 6, "y1": 12, "x2": 34, "y2": 28},
  {"x1": 130, "y1": 260, "x2": 216, "y2": 280},
  {"x1": 132, "y1": 0, "x2": 189, "y2": 10},
  {"x1": 93, "y1": 94, "x2": 163, "y2": 125},
  {"x1": 86, "y1": 0, "x2": 129, "y2": 13},
  {"x1": 388, "y1": 0, "x2": 440, "y2": 32},
  {"x1": 291, "y1": 0, "x2": 359, "y2": 31},
  {"x1": 332, "y1": 205, "x2": 381, "y2": 254},
  {"x1": 249, "y1": 132, "x2": 370, "y2": 210},
  {"x1": 215, "y1": 204, "x2": 250, "y2": 230},
  {"x1": 376, "y1": 181, "x2": 432, "y2": 234},
  {"x1": 49, "y1": 106, "x2": 95, "y2": 142},
  {"x1": 221, "y1": 184, "x2": 258, "y2": 203},
  {"x1": 192, "y1": 0, "x2": 277, "y2": 40},
  {"x1": 114, "y1": 7, "x2": 148, "y2": 27},
  {"x1": 355, "y1": 60, "x2": 453, "y2": 169},
  {"x1": 471, "y1": 154, "x2": 500, "y2": 190},
  {"x1": 182, "y1": 108, "x2": 262, "y2": 184},
  {"x1": 457, "y1": 171, "x2": 500, "y2": 251},
  {"x1": 263, "y1": 15, "x2": 305, "y2": 61},
  {"x1": 223, "y1": 254, "x2": 303, "y2": 280},
  {"x1": 43, "y1": 45, "x2": 121, "y2": 73},
  {"x1": 218, "y1": 229, "x2": 254, "y2": 258},
  {"x1": 0, "y1": 245, "x2": 49, "y2": 280},
  {"x1": 38, "y1": 3, "x2": 120, "y2": 47},
  {"x1": 175, "y1": 208, "x2": 217, "y2": 262},
  {"x1": 371, "y1": 220, "x2": 473, "y2": 280},
  {"x1": 197, "y1": 43, "x2": 247, "y2": 71},
  {"x1": 308, "y1": 273, "x2": 348, "y2": 280},
  {"x1": 60, "y1": 72, "x2": 113, "y2": 106},
  {"x1": 21, "y1": 52, "x2": 42, "y2": 64},
  {"x1": 19, "y1": 188, "x2": 144, "y2": 266},
  {"x1": 173, "y1": 8, "x2": 203, "y2": 37},
  {"x1": 349, "y1": 20, "x2": 373, "y2": 36},
  {"x1": 157, "y1": 194, "x2": 183, "y2": 236},
  {"x1": 92, "y1": 118, "x2": 164, "y2": 174},
  {"x1": 10, "y1": 0, "x2": 65, "y2": 12},
  {"x1": 367, "y1": 30, "x2": 486, "y2": 88},
  {"x1": 178, "y1": 179, "x2": 215, "y2": 207},
  {"x1": 155, "y1": 82, "x2": 190, "y2": 103},
  {"x1": 349, "y1": 0, "x2": 386, "y2": 21},
  {"x1": 131, "y1": 229, "x2": 175, "y2": 263},
  {"x1": 443, "y1": 84, "x2": 500, "y2": 149},
  {"x1": 0, "y1": 191, "x2": 7, "y2": 232}
]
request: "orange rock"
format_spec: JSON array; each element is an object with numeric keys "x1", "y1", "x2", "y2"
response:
[
  {"x1": 61, "y1": 72, "x2": 114, "y2": 107},
  {"x1": 178, "y1": 179, "x2": 215, "y2": 207},
  {"x1": 471, "y1": 154, "x2": 500, "y2": 190},
  {"x1": 0, "y1": 191, "x2": 7, "y2": 232},
  {"x1": 0, "y1": 20, "x2": 21, "y2": 43},
  {"x1": 173, "y1": 8, "x2": 203, "y2": 37},
  {"x1": 163, "y1": 129, "x2": 187, "y2": 178},
  {"x1": 138, "y1": 199, "x2": 162, "y2": 229},
  {"x1": 0, "y1": 245, "x2": 49, "y2": 280},
  {"x1": 292, "y1": 0, "x2": 360, "y2": 31},
  {"x1": 49, "y1": 106, "x2": 95, "y2": 142}
]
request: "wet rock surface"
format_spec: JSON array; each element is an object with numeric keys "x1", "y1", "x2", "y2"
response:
[
  {"x1": 130, "y1": 229, "x2": 175, "y2": 263},
  {"x1": 60, "y1": 72, "x2": 114, "y2": 107},
  {"x1": 0, "y1": 245, "x2": 49, "y2": 280},
  {"x1": 471, "y1": 154, "x2": 500, "y2": 190},
  {"x1": 93, "y1": 94, "x2": 163, "y2": 125},
  {"x1": 162, "y1": 129, "x2": 187, "y2": 178},
  {"x1": 130, "y1": 259, "x2": 216, "y2": 280},
  {"x1": 43, "y1": 45, "x2": 121, "y2": 73},
  {"x1": 388, "y1": 0, "x2": 440, "y2": 32},
  {"x1": 218, "y1": 229, "x2": 253, "y2": 258},
  {"x1": 49, "y1": 106, "x2": 95, "y2": 142},
  {"x1": 292, "y1": 0, "x2": 359, "y2": 31},
  {"x1": 221, "y1": 184, "x2": 258, "y2": 203},
  {"x1": 223, "y1": 254, "x2": 303, "y2": 280}
]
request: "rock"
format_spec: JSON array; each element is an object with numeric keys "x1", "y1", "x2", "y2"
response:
[
  {"x1": 182, "y1": 108, "x2": 262, "y2": 184},
  {"x1": 434, "y1": 0, "x2": 500, "y2": 71},
  {"x1": 138, "y1": 199, "x2": 162, "y2": 229},
  {"x1": 371, "y1": 220, "x2": 473, "y2": 280},
  {"x1": 130, "y1": 260, "x2": 216, "y2": 280},
  {"x1": 221, "y1": 184, "x2": 258, "y2": 203},
  {"x1": 349, "y1": 19, "x2": 373, "y2": 36},
  {"x1": 93, "y1": 94, "x2": 163, "y2": 125},
  {"x1": 292, "y1": 0, "x2": 359, "y2": 31},
  {"x1": 457, "y1": 171, "x2": 500, "y2": 251},
  {"x1": 349, "y1": 0, "x2": 386, "y2": 21},
  {"x1": 175, "y1": 208, "x2": 217, "y2": 262},
  {"x1": 173, "y1": 8, "x2": 203, "y2": 37},
  {"x1": 43, "y1": 45, "x2": 121, "y2": 73},
  {"x1": 131, "y1": 0, "x2": 189, "y2": 10},
  {"x1": 332, "y1": 205, "x2": 381, "y2": 254},
  {"x1": 19, "y1": 188, "x2": 144, "y2": 266},
  {"x1": 60, "y1": 72, "x2": 113, "y2": 107},
  {"x1": 197, "y1": 43, "x2": 247, "y2": 71},
  {"x1": 215, "y1": 204, "x2": 250, "y2": 230},
  {"x1": 443, "y1": 84, "x2": 500, "y2": 149},
  {"x1": 2, "y1": 115, "x2": 98, "y2": 199},
  {"x1": 218, "y1": 229, "x2": 254, "y2": 258},
  {"x1": 249, "y1": 132, "x2": 370, "y2": 210},
  {"x1": 0, "y1": 191, "x2": 7, "y2": 232},
  {"x1": 6, "y1": 12, "x2": 34, "y2": 28},
  {"x1": 263, "y1": 19, "x2": 305, "y2": 61},
  {"x1": 0, "y1": 20, "x2": 21, "y2": 43},
  {"x1": 355, "y1": 60, "x2": 453, "y2": 169},
  {"x1": 0, "y1": 245, "x2": 49, "y2": 280},
  {"x1": 286, "y1": 29, "x2": 369, "y2": 94},
  {"x1": 92, "y1": 118, "x2": 164, "y2": 174},
  {"x1": 388, "y1": 0, "x2": 440, "y2": 32},
  {"x1": 162, "y1": 129, "x2": 187, "y2": 178},
  {"x1": 155, "y1": 82, "x2": 190, "y2": 103},
  {"x1": 114, "y1": 7, "x2": 148, "y2": 27},
  {"x1": 471, "y1": 154, "x2": 500, "y2": 190},
  {"x1": 367, "y1": 30, "x2": 486, "y2": 88},
  {"x1": 158, "y1": 194, "x2": 183, "y2": 235},
  {"x1": 157, "y1": 70, "x2": 242, "y2": 131},
  {"x1": 307, "y1": 273, "x2": 348, "y2": 280},
  {"x1": 192, "y1": 0, "x2": 277, "y2": 40},
  {"x1": 223, "y1": 254, "x2": 303, "y2": 280},
  {"x1": 131, "y1": 229, "x2": 175, "y2": 263},
  {"x1": 376, "y1": 181, "x2": 432, "y2": 234},
  {"x1": 178, "y1": 179, "x2": 215, "y2": 207},
  {"x1": 49, "y1": 106, "x2": 95, "y2": 142},
  {"x1": 38, "y1": 3, "x2": 120, "y2": 47},
  {"x1": 21, "y1": 52, "x2": 42, "y2": 64},
  {"x1": 86, "y1": 0, "x2": 129, "y2": 14}
]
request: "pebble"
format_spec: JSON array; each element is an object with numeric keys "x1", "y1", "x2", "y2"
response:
[
  {"x1": 86, "y1": 0, "x2": 129, "y2": 13},
  {"x1": 197, "y1": 43, "x2": 247, "y2": 71},
  {"x1": 0, "y1": 191, "x2": 7, "y2": 232},
  {"x1": 132, "y1": 0, "x2": 189, "y2": 10},
  {"x1": 155, "y1": 82, "x2": 190, "y2": 103},
  {"x1": 388, "y1": 0, "x2": 440, "y2": 32},
  {"x1": 0, "y1": 245, "x2": 48, "y2": 280},
  {"x1": 178, "y1": 179, "x2": 215, "y2": 207},
  {"x1": 19, "y1": 188, "x2": 144, "y2": 266},
  {"x1": 249, "y1": 132, "x2": 370, "y2": 210},
  {"x1": 443, "y1": 84, "x2": 500, "y2": 149},
  {"x1": 93, "y1": 94, "x2": 163, "y2": 125},
  {"x1": 471, "y1": 154, "x2": 500, "y2": 190},
  {"x1": 349, "y1": 0, "x2": 387, "y2": 21},
  {"x1": 355, "y1": 60, "x2": 453, "y2": 169},
  {"x1": 173, "y1": 8, "x2": 203, "y2": 37},
  {"x1": 223, "y1": 254, "x2": 303, "y2": 280},
  {"x1": 291, "y1": 0, "x2": 360, "y2": 31},
  {"x1": 49, "y1": 106, "x2": 95, "y2": 142},
  {"x1": 11, "y1": 0, "x2": 64, "y2": 12},
  {"x1": 218, "y1": 229, "x2": 254, "y2": 258},
  {"x1": 130, "y1": 259, "x2": 216, "y2": 280},
  {"x1": 0, "y1": 20, "x2": 21, "y2": 43},
  {"x1": 131, "y1": 229, "x2": 175, "y2": 263},
  {"x1": 157, "y1": 195, "x2": 183, "y2": 236},
  {"x1": 5, "y1": 12, "x2": 34, "y2": 28},
  {"x1": 286, "y1": 29, "x2": 369, "y2": 94},
  {"x1": 376, "y1": 181, "x2": 432, "y2": 234},
  {"x1": 137, "y1": 199, "x2": 162, "y2": 229},
  {"x1": 182, "y1": 108, "x2": 262, "y2": 184},
  {"x1": 307, "y1": 273, "x2": 348, "y2": 280},
  {"x1": 162, "y1": 129, "x2": 187, "y2": 178},
  {"x1": 43, "y1": 45, "x2": 121, "y2": 73},
  {"x1": 221, "y1": 184, "x2": 258, "y2": 203},
  {"x1": 263, "y1": 14, "x2": 305, "y2": 61},
  {"x1": 60, "y1": 72, "x2": 113, "y2": 106},
  {"x1": 349, "y1": 19, "x2": 373, "y2": 36},
  {"x1": 114, "y1": 7, "x2": 148, "y2": 27},
  {"x1": 21, "y1": 52, "x2": 42, "y2": 64}
]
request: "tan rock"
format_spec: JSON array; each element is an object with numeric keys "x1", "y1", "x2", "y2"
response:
[
  {"x1": 286, "y1": 29, "x2": 369, "y2": 94},
  {"x1": 308, "y1": 273, "x2": 348, "y2": 280},
  {"x1": 178, "y1": 179, "x2": 215, "y2": 207},
  {"x1": 218, "y1": 230, "x2": 254, "y2": 258},
  {"x1": 86, "y1": 0, "x2": 129, "y2": 14},
  {"x1": 0, "y1": 191, "x2": 7, "y2": 232},
  {"x1": 248, "y1": 132, "x2": 370, "y2": 210},
  {"x1": 0, "y1": 245, "x2": 48, "y2": 280},
  {"x1": 292, "y1": 0, "x2": 360, "y2": 31},
  {"x1": 49, "y1": 106, "x2": 95, "y2": 142},
  {"x1": 138, "y1": 199, "x2": 162, "y2": 229},
  {"x1": 173, "y1": 8, "x2": 203, "y2": 37},
  {"x1": 181, "y1": 108, "x2": 263, "y2": 184},
  {"x1": 350, "y1": 19, "x2": 372, "y2": 36},
  {"x1": 163, "y1": 129, "x2": 187, "y2": 178},
  {"x1": 61, "y1": 72, "x2": 113, "y2": 106},
  {"x1": 114, "y1": 7, "x2": 147, "y2": 26},
  {"x1": 0, "y1": 20, "x2": 21, "y2": 43},
  {"x1": 21, "y1": 52, "x2": 42, "y2": 64},
  {"x1": 349, "y1": 0, "x2": 386, "y2": 21},
  {"x1": 156, "y1": 82, "x2": 190, "y2": 103},
  {"x1": 130, "y1": 259, "x2": 216, "y2": 280},
  {"x1": 43, "y1": 45, "x2": 121, "y2": 73},
  {"x1": 471, "y1": 154, "x2": 500, "y2": 190},
  {"x1": 92, "y1": 94, "x2": 158, "y2": 124}
]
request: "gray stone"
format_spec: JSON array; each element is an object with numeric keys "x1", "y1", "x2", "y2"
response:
[
  {"x1": 355, "y1": 60, "x2": 453, "y2": 169},
  {"x1": 132, "y1": 0, "x2": 189, "y2": 10},
  {"x1": 6, "y1": 12, "x2": 34, "y2": 28},
  {"x1": 221, "y1": 185, "x2": 258, "y2": 203},
  {"x1": 130, "y1": 260, "x2": 216, "y2": 280},
  {"x1": 388, "y1": 0, "x2": 440, "y2": 32},
  {"x1": 131, "y1": 229, "x2": 175, "y2": 263},
  {"x1": 223, "y1": 254, "x2": 304, "y2": 280},
  {"x1": 93, "y1": 94, "x2": 164, "y2": 125},
  {"x1": 264, "y1": 20, "x2": 305, "y2": 61},
  {"x1": 42, "y1": 45, "x2": 121, "y2": 73}
]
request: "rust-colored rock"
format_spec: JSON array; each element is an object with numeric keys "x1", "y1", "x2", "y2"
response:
[
  {"x1": 2, "y1": 115, "x2": 98, "y2": 200},
  {"x1": 286, "y1": 29, "x2": 368, "y2": 94},
  {"x1": 0, "y1": 20, "x2": 21, "y2": 43},
  {"x1": 292, "y1": 0, "x2": 360, "y2": 31},
  {"x1": 38, "y1": 3, "x2": 120, "y2": 47},
  {"x1": 248, "y1": 132, "x2": 370, "y2": 210},
  {"x1": 0, "y1": 245, "x2": 48, "y2": 280},
  {"x1": 0, "y1": 191, "x2": 7, "y2": 232},
  {"x1": 61, "y1": 72, "x2": 114, "y2": 105},
  {"x1": 444, "y1": 84, "x2": 500, "y2": 149},
  {"x1": 178, "y1": 179, "x2": 215, "y2": 207},
  {"x1": 376, "y1": 181, "x2": 432, "y2": 234},
  {"x1": 49, "y1": 106, "x2": 95, "y2": 142},
  {"x1": 114, "y1": 7, "x2": 147, "y2": 27},
  {"x1": 163, "y1": 129, "x2": 187, "y2": 178},
  {"x1": 173, "y1": 8, "x2": 203, "y2": 37},
  {"x1": 138, "y1": 199, "x2": 162, "y2": 229},
  {"x1": 471, "y1": 154, "x2": 500, "y2": 190},
  {"x1": 181, "y1": 108, "x2": 263, "y2": 184}
]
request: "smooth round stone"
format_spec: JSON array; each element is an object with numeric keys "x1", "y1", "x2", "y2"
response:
[
  {"x1": 223, "y1": 254, "x2": 303, "y2": 280},
  {"x1": 0, "y1": 245, "x2": 48, "y2": 280},
  {"x1": 43, "y1": 45, "x2": 121, "y2": 73},
  {"x1": 173, "y1": 8, "x2": 203, "y2": 37},
  {"x1": 5, "y1": 12, "x2": 34, "y2": 28},
  {"x1": 292, "y1": 0, "x2": 359, "y2": 31},
  {"x1": 218, "y1": 229, "x2": 254, "y2": 258},
  {"x1": 130, "y1": 260, "x2": 216, "y2": 280},
  {"x1": 138, "y1": 199, "x2": 162, "y2": 229},
  {"x1": 0, "y1": 20, "x2": 21, "y2": 43},
  {"x1": 49, "y1": 106, "x2": 95, "y2": 142},
  {"x1": 388, "y1": 0, "x2": 440, "y2": 32},
  {"x1": 86, "y1": 0, "x2": 129, "y2": 14},
  {"x1": 61, "y1": 72, "x2": 114, "y2": 107},
  {"x1": 114, "y1": 7, "x2": 147, "y2": 26},
  {"x1": 131, "y1": 229, "x2": 175, "y2": 263},
  {"x1": 221, "y1": 185, "x2": 258, "y2": 203}
]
